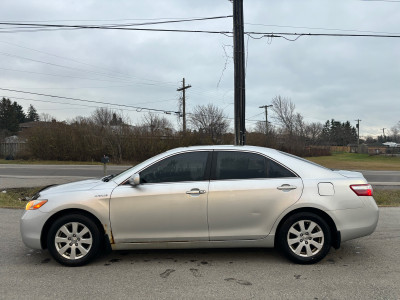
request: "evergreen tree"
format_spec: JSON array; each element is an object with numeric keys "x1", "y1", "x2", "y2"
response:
[
  {"x1": 330, "y1": 119, "x2": 341, "y2": 145},
  {"x1": 13, "y1": 102, "x2": 26, "y2": 123},
  {"x1": 0, "y1": 97, "x2": 19, "y2": 133},
  {"x1": 320, "y1": 119, "x2": 358, "y2": 146},
  {"x1": 320, "y1": 120, "x2": 331, "y2": 144},
  {"x1": 27, "y1": 104, "x2": 39, "y2": 122}
]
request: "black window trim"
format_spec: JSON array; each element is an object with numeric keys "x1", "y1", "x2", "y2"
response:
[
  {"x1": 210, "y1": 149, "x2": 299, "y2": 181},
  {"x1": 120, "y1": 149, "x2": 299, "y2": 185}
]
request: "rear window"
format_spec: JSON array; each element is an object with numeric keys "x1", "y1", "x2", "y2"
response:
[{"x1": 278, "y1": 151, "x2": 331, "y2": 170}]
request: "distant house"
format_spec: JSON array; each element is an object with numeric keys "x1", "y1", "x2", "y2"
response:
[{"x1": 19, "y1": 121, "x2": 49, "y2": 132}]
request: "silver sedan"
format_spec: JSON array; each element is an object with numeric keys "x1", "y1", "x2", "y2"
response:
[{"x1": 20, "y1": 145, "x2": 379, "y2": 266}]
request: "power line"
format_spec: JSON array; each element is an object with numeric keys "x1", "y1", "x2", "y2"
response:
[
  {"x1": 86, "y1": 15, "x2": 233, "y2": 28},
  {"x1": 0, "y1": 16, "x2": 233, "y2": 33},
  {"x1": 2, "y1": 22, "x2": 400, "y2": 39},
  {"x1": 0, "y1": 16, "x2": 231, "y2": 23},
  {"x1": 244, "y1": 22, "x2": 400, "y2": 36},
  {"x1": 0, "y1": 67, "x2": 177, "y2": 87},
  {"x1": 0, "y1": 26, "x2": 231, "y2": 34},
  {"x1": 245, "y1": 31, "x2": 400, "y2": 39},
  {"x1": 0, "y1": 16, "x2": 232, "y2": 27},
  {"x1": 0, "y1": 40, "x2": 178, "y2": 85},
  {"x1": 1, "y1": 84, "x2": 177, "y2": 91},
  {"x1": 0, "y1": 88, "x2": 181, "y2": 115},
  {"x1": 0, "y1": 51, "x2": 179, "y2": 85},
  {"x1": 1, "y1": 95, "x2": 178, "y2": 114},
  {"x1": 2, "y1": 93, "x2": 264, "y2": 124},
  {"x1": 0, "y1": 66, "x2": 235, "y2": 106}
]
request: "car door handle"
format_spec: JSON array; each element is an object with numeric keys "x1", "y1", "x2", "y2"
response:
[
  {"x1": 186, "y1": 188, "x2": 206, "y2": 195},
  {"x1": 277, "y1": 184, "x2": 297, "y2": 191}
]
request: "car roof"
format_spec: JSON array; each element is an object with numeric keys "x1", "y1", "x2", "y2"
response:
[{"x1": 165, "y1": 145, "x2": 280, "y2": 155}]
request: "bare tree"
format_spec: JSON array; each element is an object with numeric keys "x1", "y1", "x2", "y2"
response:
[
  {"x1": 189, "y1": 104, "x2": 229, "y2": 143},
  {"x1": 254, "y1": 120, "x2": 267, "y2": 135},
  {"x1": 89, "y1": 108, "x2": 130, "y2": 163},
  {"x1": 294, "y1": 113, "x2": 306, "y2": 137},
  {"x1": 271, "y1": 96, "x2": 296, "y2": 136},
  {"x1": 91, "y1": 107, "x2": 114, "y2": 127},
  {"x1": 305, "y1": 122, "x2": 323, "y2": 145},
  {"x1": 39, "y1": 113, "x2": 56, "y2": 122},
  {"x1": 390, "y1": 121, "x2": 400, "y2": 143},
  {"x1": 141, "y1": 112, "x2": 173, "y2": 136}
]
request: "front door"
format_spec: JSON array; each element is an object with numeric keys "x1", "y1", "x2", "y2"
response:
[{"x1": 110, "y1": 151, "x2": 211, "y2": 243}]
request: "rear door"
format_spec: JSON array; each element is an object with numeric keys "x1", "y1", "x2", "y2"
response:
[{"x1": 207, "y1": 150, "x2": 303, "y2": 241}]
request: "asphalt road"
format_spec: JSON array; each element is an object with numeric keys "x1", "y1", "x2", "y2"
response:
[
  {"x1": 0, "y1": 164, "x2": 131, "y2": 188},
  {"x1": 1, "y1": 164, "x2": 399, "y2": 189},
  {"x1": 0, "y1": 208, "x2": 399, "y2": 299}
]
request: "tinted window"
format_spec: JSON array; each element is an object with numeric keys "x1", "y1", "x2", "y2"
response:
[
  {"x1": 267, "y1": 159, "x2": 296, "y2": 178},
  {"x1": 213, "y1": 151, "x2": 296, "y2": 180},
  {"x1": 140, "y1": 151, "x2": 209, "y2": 183}
]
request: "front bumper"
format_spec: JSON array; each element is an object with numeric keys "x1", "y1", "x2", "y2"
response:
[{"x1": 20, "y1": 209, "x2": 49, "y2": 249}]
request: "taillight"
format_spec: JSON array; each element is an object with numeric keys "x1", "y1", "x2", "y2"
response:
[{"x1": 350, "y1": 184, "x2": 373, "y2": 196}]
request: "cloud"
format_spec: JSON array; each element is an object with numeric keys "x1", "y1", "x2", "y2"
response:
[{"x1": 0, "y1": 0, "x2": 399, "y2": 137}]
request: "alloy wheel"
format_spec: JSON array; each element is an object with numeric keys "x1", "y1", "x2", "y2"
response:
[
  {"x1": 54, "y1": 222, "x2": 93, "y2": 260},
  {"x1": 287, "y1": 219, "x2": 324, "y2": 258}
]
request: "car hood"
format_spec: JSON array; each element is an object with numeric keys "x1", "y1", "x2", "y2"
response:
[
  {"x1": 39, "y1": 178, "x2": 107, "y2": 196},
  {"x1": 333, "y1": 170, "x2": 365, "y2": 179}
]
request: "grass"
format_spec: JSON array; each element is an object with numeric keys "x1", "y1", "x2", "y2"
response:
[
  {"x1": 0, "y1": 187, "x2": 44, "y2": 209},
  {"x1": 1, "y1": 186, "x2": 399, "y2": 209},
  {"x1": 372, "y1": 189, "x2": 400, "y2": 207},
  {"x1": 306, "y1": 152, "x2": 400, "y2": 170}
]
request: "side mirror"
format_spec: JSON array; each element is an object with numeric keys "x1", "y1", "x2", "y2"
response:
[{"x1": 129, "y1": 173, "x2": 140, "y2": 186}]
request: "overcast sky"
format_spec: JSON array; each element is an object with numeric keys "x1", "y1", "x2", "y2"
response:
[{"x1": 0, "y1": 0, "x2": 399, "y2": 138}]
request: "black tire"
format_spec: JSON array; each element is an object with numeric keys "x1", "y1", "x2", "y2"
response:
[
  {"x1": 277, "y1": 212, "x2": 331, "y2": 264},
  {"x1": 47, "y1": 214, "x2": 101, "y2": 267}
]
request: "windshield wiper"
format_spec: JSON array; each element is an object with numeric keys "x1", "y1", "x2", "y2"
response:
[{"x1": 102, "y1": 174, "x2": 115, "y2": 182}]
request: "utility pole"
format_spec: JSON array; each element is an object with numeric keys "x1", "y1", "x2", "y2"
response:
[
  {"x1": 233, "y1": 0, "x2": 246, "y2": 145},
  {"x1": 259, "y1": 104, "x2": 273, "y2": 137},
  {"x1": 382, "y1": 128, "x2": 386, "y2": 137},
  {"x1": 177, "y1": 78, "x2": 191, "y2": 133},
  {"x1": 355, "y1": 119, "x2": 361, "y2": 148}
]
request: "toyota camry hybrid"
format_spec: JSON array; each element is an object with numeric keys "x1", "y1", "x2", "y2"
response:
[{"x1": 20, "y1": 145, "x2": 379, "y2": 266}]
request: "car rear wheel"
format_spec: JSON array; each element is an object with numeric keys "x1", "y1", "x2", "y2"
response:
[
  {"x1": 278, "y1": 212, "x2": 331, "y2": 264},
  {"x1": 47, "y1": 214, "x2": 101, "y2": 266}
]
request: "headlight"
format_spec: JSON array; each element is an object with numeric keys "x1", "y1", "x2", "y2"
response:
[{"x1": 26, "y1": 200, "x2": 48, "y2": 210}]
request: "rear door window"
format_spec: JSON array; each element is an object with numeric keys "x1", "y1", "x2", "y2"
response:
[{"x1": 212, "y1": 151, "x2": 296, "y2": 180}]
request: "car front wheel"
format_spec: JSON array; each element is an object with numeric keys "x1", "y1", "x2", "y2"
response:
[
  {"x1": 278, "y1": 212, "x2": 331, "y2": 264},
  {"x1": 47, "y1": 214, "x2": 101, "y2": 266}
]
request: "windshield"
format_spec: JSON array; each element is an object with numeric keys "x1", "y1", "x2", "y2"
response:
[
  {"x1": 106, "y1": 166, "x2": 134, "y2": 182},
  {"x1": 111, "y1": 150, "x2": 178, "y2": 182}
]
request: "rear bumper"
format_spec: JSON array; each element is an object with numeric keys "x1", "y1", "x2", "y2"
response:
[{"x1": 331, "y1": 197, "x2": 379, "y2": 243}]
